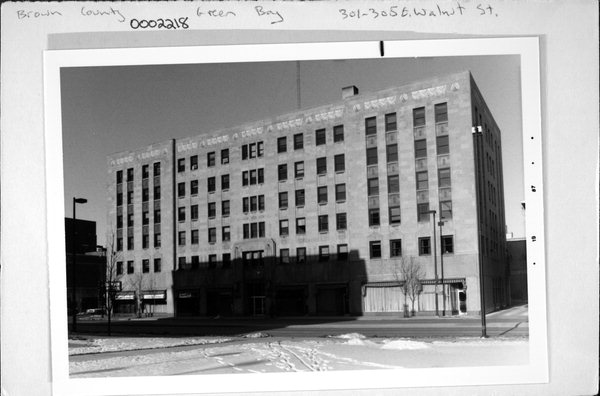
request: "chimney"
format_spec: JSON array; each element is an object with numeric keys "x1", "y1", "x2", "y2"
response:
[{"x1": 342, "y1": 85, "x2": 359, "y2": 99}]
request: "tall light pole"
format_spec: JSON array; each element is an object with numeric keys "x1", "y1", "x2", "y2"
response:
[
  {"x1": 438, "y1": 220, "x2": 446, "y2": 316},
  {"x1": 71, "y1": 197, "x2": 87, "y2": 333},
  {"x1": 426, "y1": 209, "x2": 439, "y2": 316}
]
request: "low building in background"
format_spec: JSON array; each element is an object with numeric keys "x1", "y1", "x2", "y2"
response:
[{"x1": 106, "y1": 71, "x2": 510, "y2": 317}]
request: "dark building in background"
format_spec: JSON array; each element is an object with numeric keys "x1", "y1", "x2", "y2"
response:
[
  {"x1": 107, "y1": 71, "x2": 510, "y2": 317},
  {"x1": 65, "y1": 218, "x2": 106, "y2": 313},
  {"x1": 507, "y1": 237, "x2": 527, "y2": 302}
]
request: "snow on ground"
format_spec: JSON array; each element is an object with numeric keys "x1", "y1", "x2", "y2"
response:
[{"x1": 70, "y1": 333, "x2": 529, "y2": 378}]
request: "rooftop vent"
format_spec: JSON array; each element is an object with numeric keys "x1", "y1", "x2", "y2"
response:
[{"x1": 342, "y1": 85, "x2": 359, "y2": 99}]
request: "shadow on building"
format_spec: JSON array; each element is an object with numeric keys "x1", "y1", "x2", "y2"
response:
[{"x1": 171, "y1": 242, "x2": 367, "y2": 319}]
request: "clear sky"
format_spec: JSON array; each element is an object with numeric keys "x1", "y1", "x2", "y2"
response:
[{"x1": 61, "y1": 54, "x2": 524, "y2": 246}]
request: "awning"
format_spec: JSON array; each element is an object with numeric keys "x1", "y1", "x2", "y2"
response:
[
  {"x1": 364, "y1": 281, "x2": 403, "y2": 288},
  {"x1": 420, "y1": 278, "x2": 466, "y2": 285},
  {"x1": 115, "y1": 291, "x2": 135, "y2": 300},
  {"x1": 142, "y1": 290, "x2": 166, "y2": 300}
]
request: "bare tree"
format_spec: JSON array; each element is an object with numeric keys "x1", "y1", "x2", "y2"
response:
[
  {"x1": 396, "y1": 256, "x2": 425, "y2": 316},
  {"x1": 104, "y1": 230, "x2": 122, "y2": 335}
]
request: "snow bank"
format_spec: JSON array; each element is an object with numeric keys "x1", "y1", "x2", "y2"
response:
[
  {"x1": 380, "y1": 339, "x2": 430, "y2": 350},
  {"x1": 69, "y1": 336, "x2": 231, "y2": 355}
]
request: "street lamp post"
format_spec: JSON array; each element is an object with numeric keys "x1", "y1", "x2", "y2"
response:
[
  {"x1": 427, "y1": 210, "x2": 439, "y2": 316},
  {"x1": 71, "y1": 197, "x2": 87, "y2": 333},
  {"x1": 438, "y1": 220, "x2": 446, "y2": 316}
]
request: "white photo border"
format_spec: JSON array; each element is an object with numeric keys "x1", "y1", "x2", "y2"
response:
[{"x1": 44, "y1": 38, "x2": 547, "y2": 395}]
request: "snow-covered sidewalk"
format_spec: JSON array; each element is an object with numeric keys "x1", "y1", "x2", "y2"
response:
[{"x1": 69, "y1": 333, "x2": 528, "y2": 377}]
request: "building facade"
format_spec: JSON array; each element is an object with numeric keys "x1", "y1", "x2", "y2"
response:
[{"x1": 106, "y1": 71, "x2": 509, "y2": 317}]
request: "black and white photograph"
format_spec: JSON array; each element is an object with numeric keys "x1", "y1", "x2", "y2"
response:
[{"x1": 41, "y1": 39, "x2": 547, "y2": 393}]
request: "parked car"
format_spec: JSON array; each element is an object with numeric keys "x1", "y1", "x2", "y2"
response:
[{"x1": 78, "y1": 308, "x2": 106, "y2": 317}]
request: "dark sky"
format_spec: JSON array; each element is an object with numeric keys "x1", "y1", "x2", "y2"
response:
[{"x1": 61, "y1": 55, "x2": 524, "y2": 245}]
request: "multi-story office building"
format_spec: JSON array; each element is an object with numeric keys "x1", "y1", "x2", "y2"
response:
[{"x1": 106, "y1": 71, "x2": 509, "y2": 317}]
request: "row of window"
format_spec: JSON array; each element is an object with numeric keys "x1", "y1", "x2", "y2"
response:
[
  {"x1": 178, "y1": 253, "x2": 231, "y2": 270},
  {"x1": 369, "y1": 235, "x2": 454, "y2": 259},
  {"x1": 178, "y1": 226, "x2": 231, "y2": 245},
  {"x1": 178, "y1": 149, "x2": 230, "y2": 172},
  {"x1": 116, "y1": 258, "x2": 162, "y2": 275},
  {"x1": 279, "y1": 212, "x2": 347, "y2": 236},
  {"x1": 116, "y1": 162, "x2": 161, "y2": 184}
]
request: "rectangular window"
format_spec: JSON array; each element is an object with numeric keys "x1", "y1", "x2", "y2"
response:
[
  {"x1": 250, "y1": 196, "x2": 258, "y2": 212},
  {"x1": 177, "y1": 158, "x2": 185, "y2": 173},
  {"x1": 190, "y1": 180, "x2": 199, "y2": 196},
  {"x1": 117, "y1": 215, "x2": 123, "y2": 228},
  {"x1": 127, "y1": 236, "x2": 134, "y2": 250},
  {"x1": 116, "y1": 261, "x2": 123, "y2": 275},
  {"x1": 367, "y1": 178, "x2": 379, "y2": 196},
  {"x1": 389, "y1": 206, "x2": 401, "y2": 224},
  {"x1": 317, "y1": 186, "x2": 328, "y2": 204},
  {"x1": 413, "y1": 107, "x2": 426, "y2": 127},
  {"x1": 154, "y1": 232, "x2": 161, "y2": 248},
  {"x1": 249, "y1": 169, "x2": 257, "y2": 185},
  {"x1": 316, "y1": 157, "x2": 327, "y2": 175},
  {"x1": 414, "y1": 139, "x2": 427, "y2": 158},
  {"x1": 296, "y1": 217, "x2": 306, "y2": 234},
  {"x1": 294, "y1": 161, "x2": 304, "y2": 178},
  {"x1": 279, "y1": 219, "x2": 289, "y2": 236},
  {"x1": 208, "y1": 228, "x2": 217, "y2": 243},
  {"x1": 208, "y1": 202, "x2": 216, "y2": 218},
  {"x1": 127, "y1": 191, "x2": 134, "y2": 205},
  {"x1": 222, "y1": 200, "x2": 230, "y2": 217},
  {"x1": 127, "y1": 168, "x2": 134, "y2": 181},
  {"x1": 385, "y1": 112, "x2": 397, "y2": 132},
  {"x1": 208, "y1": 177, "x2": 216, "y2": 193},
  {"x1": 315, "y1": 128, "x2": 326, "y2": 145},
  {"x1": 222, "y1": 226, "x2": 231, "y2": 241},
  {"x1": 366, "y1": 147, "x2": 378, "y2": 165},
  {"x1": 153, "y1": 162, "x2": 161, "y2": 176},
  {"x1": 337, "y1": 244, "x2": 349, "y2": 260},
  {"x1": 388, "y1": 175, "x2": 400, "y2": 194},
  {"x1": 418, "y1": 203, "x2": 431, "y2": 222},
  {"x1": 334, "y1": 154, "x2": 345, "y2": 172},
  {"x1": 222, "y1": 253, "x2": 231, "y2": 268},
  {"x1": 191, "y1": 204, "x2": 199, "y2": 221},
  {"x1": 221, "y1": 174, "x2": 230, "y2": 190},
  {"x1": 116, "y1": 170, "x2": 123, "y2": 184},
  {"x1": 416, "y1": 171, "x2": 428, "y2": 190},
  {"x1": 154, "y1": 258, "x2": 161, "y2": 273},
  {"x1": 250, "y1": 223, "x2": 257, "y2": 239},
  {"x1": 117, "y1": 237, "x2": 123, "y2": 251},
  {"x1": 142, "y1": 165, "x2": 149, "y2": 179},
  {"x1": 127, "y1": 213, "x2": 134, "y2": 227},
  {"x1": 295, "y1": 189, "x2": 305, "y2": 207},
  {"x1": 258, "y1": 141, "x2": 264, "y2": 157},
  {"x1": 221, "y1": 148, "x2": 229, "y2": 165},
  {"x1": 153, "y1": 186, "x2": 161, "y2": 200},
  {"x1": 278, "y1": 164, "x2": 287, "y2": 181},
  {"x1": 335, "y1": 184, "x2": 346, "y2": 202},
  {"x1": 258, "y1": 168, "x2": 264, "y2": 184},
  {"x1": 318, "y1": 215, "x2": 328, "y2": 232},
  {"x1": 419, "y1": 237, "x2": 431, "y2": 255},
  {"x1": 177, "y1": 183, "x2": 186, "y2": 198},
  {"x1": 191, "y1": 229, "x2": 199, "y2": 245},
  {"x1": 365, "y1": 116, "x2": 377, "y2": 135},
  {"x1": 390, "y1": 239, "x2": 402, "y2": 257},
  {"x1": 249, "y1": 143, "x2": 257, "y2": 159},
  {"x1": 178, "y1": 207, "x2": 186, "y2": 222},
  {"x1": 277, "y1": 136, "x2": 287, "y2": 153},
  {"x1": 437, "y1": 135, "x2": 449, "y2": 155},
  {"x1": 336, "y1": 213, "x2": 347, "y2": 230},
  {"x1": 319, "y1": 246, "x2": 330, "y2": 261},
  {"x1": 294, "y1": 133, "x2": 303, "y2": 150},
  {"x1": 154, "y1": 209, "x2": 161, "y2": 224},
  {"x1": 116, "y1": 192, "x2": 123, "y2": 206},
  {"x1": 369, "y1": 241, "x2": 382, "y2": 258},
  {"x1": 440, "y1": 200, "x2": 452, "y2": 220},
  {"x1": 386, "y1": 144, "x2": 398, "y2": 163},
  {"x1": 127, "y1": 260, "x2": 134, "y2": 274},
  {"x1": 296, "y1": 247, "x2": 306, "y2": 264},
  {"x1": 258, "y1": 195, "x2": 265, "y2": 211},
  {"x1": 242, "y1": 144, "x2": 248, "y2": 160},
  {"x1": 280, "y1": 249, "x2": 290, "y2": 264},
  {"x1": 333, "y1": 125, "x2": 344, "y2": 142},
  {"x1": 369, "y1": 208, "x2": 380, "y2": 226},
  {"x1": 435, "y1": 102, "x2": 448, "y2": 123},
  {"x1": 178, "y1": 231, "x2": 186, "y2": 246},
  {"x1": 243, "y1": 197, "x2": 250, "y2": 213},
  {"x1": 279, "y1": 192, "x2": 288, "y2": 209},
  {"x1": 243, "y1": 223, "x2": 249, "y2": 239},
  {"x1": 438, "y1": 168, "x2": 451, "y2": 187},
  {"x1": 441, "y1": 235, "x2": 454, "y2": 254},
  {"x1": 191, "y1": 155, "x2": 199, "y2": 170},
  {"x1": 242, "y1": 171, "x2": 249, "y2": 186},
  {"x1": 142, "y1": 234, "x2": 149, "y2": 249},
  {"x1": 259, "y1": 222, "x2": 265, "y2": 238}
]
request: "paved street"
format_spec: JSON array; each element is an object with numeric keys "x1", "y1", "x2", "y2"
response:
[{"x1": 71, "y1": 305, "x2": 528, "y2": 339}]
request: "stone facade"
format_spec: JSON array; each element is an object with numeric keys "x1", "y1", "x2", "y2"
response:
[{"x1": 106, "y1": 71, "x2": 510, "y2": 317}]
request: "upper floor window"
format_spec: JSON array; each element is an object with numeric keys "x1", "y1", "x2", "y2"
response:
[
  {"x1": 277, "y1": 136, "x2": 287, "y2": 153},
  {"x1": 436, "y1": 135, "x2": 449, "y2": 155},
  {"x1": 390, "y1": 239, "x2": 402, "y2": 257},
  {"x1": 116, "y1": 170, "x2": 123, "y2": 184},
  {"x1": 190, "y1": 180, "x2": 199, "y2": 196},
  {"x1": 319, "y1": 245, "x2": 330, "y2": 261},
  {"x1": 414, "y1": 139, "x2": 427, "y2": 159},
  {"x1": 294, "y1": 161, "x2": 304, "y2": 178},
  {"x1": 335, "y1": 184, "x2": 346, "y2": 202},
  {"x1": 153, "y1": 162, "x2": 161, "y2": 176},
  {"x1": 413, "y1": 107, "x2": 426, "y2": 127},
  {"x1": 296, "y1": 217, "x2": 306, "y2": 234},
  {"x1": 207, "y1": 176, "x2": 216, "y2": 193},
  {"x1": 385, "y1": 112, "x2": 397, "y2": 132},
  {"x1": 365, "y1": 116, "x2": 377, "y2": 136},
  {"x1": 435, "y1": 102, "x2": 448, "y2": 123},
  {"x1": 295, "y1": 189, "x2": 305, "y2": 207},
  {"x1": 221, "y1": 148, "x2": 229, "y2": 165},
  {"x1": 221, "y1": 174, "x2": 230, "y2": 190},
  {"x1": 419, "y1": 237, "x2": 431, "y2": 255},
  {"x1": 316, "y1": 157, "x2": 327, "y2": 175},
  {"x1": 417, "y1": 203, "x2": 431, "y2": 222},
  {"x1": 317, "y1": 186, "x2": 328, "y2": 204},
  {"x1": 242, "y1": 142, "x2": 264, "y2": 160},
  {"x1": 441, "y1": 235, "x2": 454, "y2": 254},
  {"x1": 206, "y1": 152, "x2": 215, "y2": 167},
  {"x1": 438, "y1": 168, "x2": 451, "y2": 188},
  {"x1": 336, "y1": 212, "x2": 347, "y2": 230},
  {"x1": 190, "y1": 155, "x2": 198, "y2": 170},
  {"x1": 315, "y1": 129, "x2": 326, "y2": 145},
  {"x1": 177, "y1": 158, "x2": 185, "y2": 173},
  {"x1": 369, "y1": 240, "x2": 382, "y2": 258},
  {"x1": 386, "y1": 144, "x2": 398, "y2": 163},
  {"x1": 127, "y1": 168, "x2": 134, "y2": 181},
  {"x1": 178, "y1": 182, "x2": 186, "y2": 198},
  {"x1": 293, "y1": 133, "x2": 303, "y2": 150},
  {"x1": 334, "y1": 154, "x2": 345, "y2": 173},
  {"x1": 416, "y1": 171, "x2": 429, "y2": 190},
  {"x1": 142, "y1": 165, "x2": 149, "y2": 179},
  {"x1": 388, "y1": 175, "x2": 400, "y2": 194},
  {"x1": 333, "y1": 125, "x2": 344, "y2": 142},
  {"x1": 278, "y1": 164, "x2": 287, "y2": 181},
  {"x1": 366, "y1": 147, "x2": 378, "y2": 166}
]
